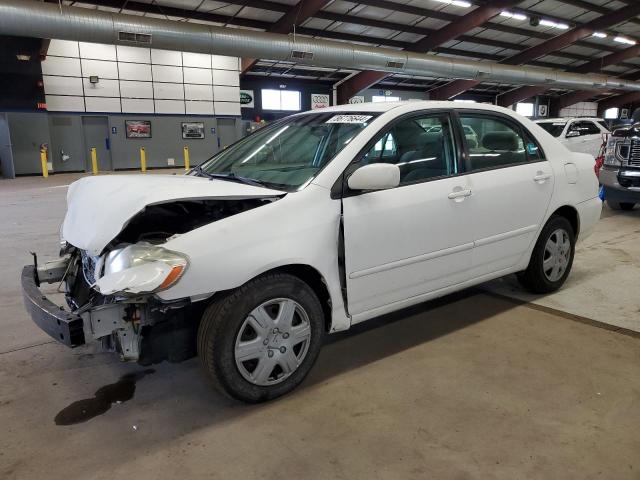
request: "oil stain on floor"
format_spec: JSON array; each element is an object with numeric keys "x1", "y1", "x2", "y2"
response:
[{"x1": 54, "y1": 369, "x2": 155, "y2": 426}]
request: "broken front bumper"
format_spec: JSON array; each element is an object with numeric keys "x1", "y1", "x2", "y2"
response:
[{"x1": 21, "y1": 265, "x2": 85, "y2": 347}]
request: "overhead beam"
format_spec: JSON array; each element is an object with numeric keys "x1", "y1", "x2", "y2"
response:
[
  {"x1": 555, "y1": 0, "x2": 640, "y2": 27},
  {"x1": 336, "y1": 0, "x2": 523, "y2": 103},
  {"x1": 242, "y1": 0, "x2": 333, "y2": 74},
  {"x1": 497, "y1": 44, "x2": 640, "y2": 108},
  {"x1": 497, "y1": 86, "x2": 548, "y2": 108},
  {"x1": 431, "y1": 4, "x2": 640, "y2": 101},
  {"x1": 503, "y1": 4, "x2": 640, "y2": 66},
  {"x1": 354, "y1": 0, "x2": 632, "y2": 55},
  {"x1": 572, "y1": 45, "x2": 640, "y2": 74},
  {"x1": 411, "y1": 0, "x2": 523, "y2": 53},
  {"x1": 311, "y1": 11, "x2": 635, "y2": 69}
]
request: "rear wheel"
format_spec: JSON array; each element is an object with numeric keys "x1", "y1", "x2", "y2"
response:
[
  {"x1": 197, "y1": 273, "x2": 324, "y2": 403},
  {"x1": 607, "y1": 200, "x2": 635, "y2": 211},
  {"x1": 517, "y1": 215, "x2": 575, "y2": 294}
]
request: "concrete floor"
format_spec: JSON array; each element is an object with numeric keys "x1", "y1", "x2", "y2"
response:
[{"x1": 1, "y1": 173, "x2": 639, "y2": 480}]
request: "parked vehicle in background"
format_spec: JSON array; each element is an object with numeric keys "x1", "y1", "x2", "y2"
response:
[
  {"x1": 22, "y1": 102, "x2": 601, "y2": 402},
  {"x1": 599, "y1": 109, "x2": 640, "y2": 210},
  {"x1": 535, "y1": 117, "x2": 609, "y2": 157}
]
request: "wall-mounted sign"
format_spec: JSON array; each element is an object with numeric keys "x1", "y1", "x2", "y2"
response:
[
  {"x1": 538, "y1": 104, "x2": 548, "y2": 117},
  {"x1": 125, "y1": 120, "x2": 151, "y2": 139},
  {"x1": 111, "y1": 126, "x2": 117, "y2": 134},
  {"x1": 311, "y1": 94, "x2": 330, "y2": 110},
  {"x1": 240, "y1": 90, "x2": 254, "y2": 108},
  {"x1": 348, "y1": 96, "x2": 365, "y2": 104},
  {"x1": 181, "y1": 122, "x2": 205, "y2": 139}
]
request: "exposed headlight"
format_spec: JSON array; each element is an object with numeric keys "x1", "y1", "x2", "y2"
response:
[
  {"x1": 96, "y1": 242, "x2": 188, "y2": 295},
  {"x1": 604, "y1": 138, "x2": 629, "y2": 166}
]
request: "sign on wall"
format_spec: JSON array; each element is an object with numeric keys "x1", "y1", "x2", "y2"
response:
[
  {"x1": 538, "y1": 104, "x2": 548, "y2": 117},
  {"x1": 311, "y1": 94, "x2": 330, "y2": 110},
  {"x1": 240, "y1": 90, "x2": 254, "y2": 108},
  {"x1": 125, "y1": 120, "x2": 152, "y2": 139},
  {"x1": 181, "y1": 122, "x2": 205, "y2": 139},
  {"x1": 348, "y1": 96, "x2": 365, "y2": 104}
]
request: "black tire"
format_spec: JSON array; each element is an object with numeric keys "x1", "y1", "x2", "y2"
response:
[
  {"x1": 517, "y1": 215, "x2": 575, "y2": 294},
  {"x1": 607, "y1": 200, "x2": 635, "y2": 211},
  {"x1": 197, "y1": 273, "x2": 324, "y2": 403}
]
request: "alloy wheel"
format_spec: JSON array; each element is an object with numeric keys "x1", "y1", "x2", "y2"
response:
[{"x1": 543, "y1": 228, "x2": 571, "y2": 282}]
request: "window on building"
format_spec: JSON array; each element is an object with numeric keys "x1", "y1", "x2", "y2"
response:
[
  {"x1": 261, "y1": 89, "x2": 301, "y2": 111},
  {"x1": 604, "y1": 107, "x2": 619, "y2": 119},
  {"x1": 371, "y1": 95, "x2": 401, "y2": 103},
  {"x1": 516, "y1": 102, "x2": 535, "y2": 117}
]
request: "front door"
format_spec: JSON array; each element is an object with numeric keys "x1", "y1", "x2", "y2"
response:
[
  {"x1": 82, "y1": 116, "x2": 112, "y2": 171},
  {"x1": 457, "y1": 112, "x2": 554, "y2": 277},
  {"x1": 342, "y1": 111, "x2": 474, "y2": 318}
]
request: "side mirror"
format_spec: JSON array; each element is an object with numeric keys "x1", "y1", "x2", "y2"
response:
[
  {"x1": 348, "y1": 163, "x2": 400, "y2": 191},
  {"x1": 566, "y1": 130, "x2": 580, "y2": 138}
]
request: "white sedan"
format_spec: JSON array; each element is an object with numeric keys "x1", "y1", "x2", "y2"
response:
[
  {"x1": 23, "y1": 102, "x2": 601, "y2": 402},
  {"x1": 535, "y1": 117, "x2": 609, "y2": 157}
]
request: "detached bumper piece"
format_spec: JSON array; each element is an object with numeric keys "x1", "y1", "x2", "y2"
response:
[{"x1": 21, "y1": 265, "x2": 85, "y2": 347}]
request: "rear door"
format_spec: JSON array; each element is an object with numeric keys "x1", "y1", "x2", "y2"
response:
[
  {"x1": 342, "y1": 111, "x2": 475, "y2": 317},
  {"x1": 457, "y1": 111, "x2": 554, "y2": 277}
]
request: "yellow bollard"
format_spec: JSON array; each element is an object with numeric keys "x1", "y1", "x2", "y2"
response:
[
  {"x1": 90, "y1": 147, "x2": 98, "y2": 175},
  {"x1": 140, "y1": 147, "x2": 146, "y2": 172},
  {"x1": 40, "y1": 149, "x2": 48, "y2": 178},
  {"x1": 183, "y1": 146, "x2": 190, "y2": 171}
]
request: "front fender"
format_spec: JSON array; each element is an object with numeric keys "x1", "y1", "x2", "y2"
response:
[{"x1": 157, "y1": 184, "x2": 350, "y2": 332}]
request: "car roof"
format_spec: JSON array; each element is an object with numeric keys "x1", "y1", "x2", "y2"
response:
[{"x1": 300, "y1": 100, "x2": 514, "y2": 115}]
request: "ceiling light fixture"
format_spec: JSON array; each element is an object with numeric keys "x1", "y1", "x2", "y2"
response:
[
  {"x1": 16, "y1": 54, "x2": 31, "y2": 61},
  {"x1": 433, "y1": 0, "x2": 472, "y2": 8},
  {"x1": 500, "y1": 11, "x2": 527, "y2": 21},
  {"x1": 591, "y1": 32, "x2": 607, "y2": 38},
  {"x1": 614, "y1": 36, "x2": 636, "y2": 45},
  {"x1": 540, "y1": 19, "x2": 570, "y2": 30}
]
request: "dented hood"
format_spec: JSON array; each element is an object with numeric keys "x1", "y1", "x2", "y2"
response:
[{"x1": 62, "y1": 174, "x2": 281, "y2": 255}]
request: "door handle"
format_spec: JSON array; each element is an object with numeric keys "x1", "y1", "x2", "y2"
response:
[
  {"x1": 533, "y1": 172, "x2": 552, "y2": 183},
  {"x1": 448, "y1": 188, "x2": 472, "y2": 201}
]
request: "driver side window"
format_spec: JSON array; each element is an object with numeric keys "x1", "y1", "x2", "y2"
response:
[{"x1": 360, "y1": 113, "x2": 457, "y2": 185}]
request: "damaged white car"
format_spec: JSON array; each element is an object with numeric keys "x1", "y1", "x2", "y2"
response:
[{"x1": 22, "y1": 102, "x2": 601, "y2": 402}]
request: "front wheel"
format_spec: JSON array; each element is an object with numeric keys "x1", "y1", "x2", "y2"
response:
[
  {"x1": 197, "y1": 273, "x2": 324, "y2": 403},
  {"x1": 517, "y1": 215, "x2": 575, "y2": 294}
]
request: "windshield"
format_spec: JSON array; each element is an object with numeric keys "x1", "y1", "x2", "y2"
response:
[
  {"x1": 195, "y1": 112, "x2": 379, "y2": 191},
  {"x1": 537, "y1": 121, "x2": 566, "y2": 137}
]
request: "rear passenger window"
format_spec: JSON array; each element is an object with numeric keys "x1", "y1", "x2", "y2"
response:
[
  {"x1": 361, "y1": 114, "x2": 457, "y2": 185},
  {"x1": 459, "y1": 115, "x2": 541, "y2": 171}
]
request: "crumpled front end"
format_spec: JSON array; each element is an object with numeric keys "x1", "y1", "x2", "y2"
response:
[
  {"x1": 22, "y1": 247, "x2": 205, "y2": 364},
  {"x1": 22, "y1": 175, "x2": 282, "y2": 363}
]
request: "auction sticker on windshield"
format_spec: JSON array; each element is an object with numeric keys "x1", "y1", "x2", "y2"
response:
[{"x1": 326, "y1": 115, "x2": 373, "y2": 124}]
